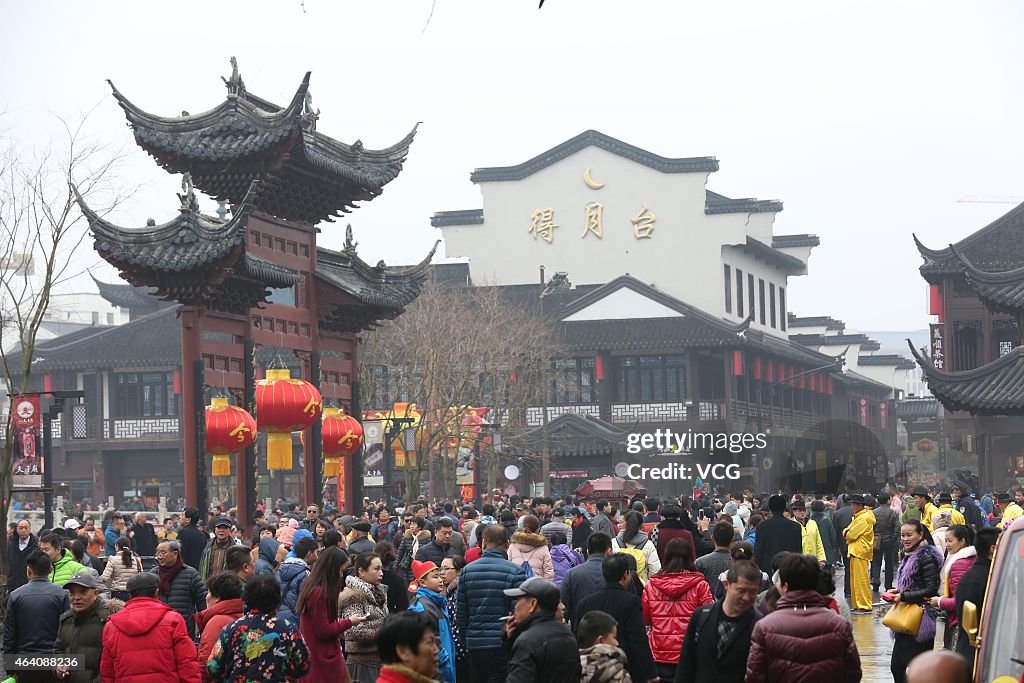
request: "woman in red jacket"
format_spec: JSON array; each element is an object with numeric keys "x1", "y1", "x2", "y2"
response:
[
  {"x1": 642, "y1": 537, "x2": 713, "y2": 682},
  {"x1": 930, "y1": 524, "x2": 976, "y2": 649},
  {"x1": 296, "y1": 546, "x2": 366, "y2": 683}
]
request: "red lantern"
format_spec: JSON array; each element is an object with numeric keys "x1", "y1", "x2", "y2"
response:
[
  {"x1": 205, "y1": 397, "x2": 257, "y2": 477},
  {"x1": 321, "y1": 408, "x2": 363, "y2": 477},
  {"x1": 256, "y1": 369, "x2": 322, "y2": 470}
]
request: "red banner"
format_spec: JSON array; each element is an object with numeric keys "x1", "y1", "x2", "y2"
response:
[
  {"x1": 858, "y1": 397, "x2": 869, "y2": 427},
  {"x1": 879, "y1": 401, "x2": 888, "y2": 430},
  {"x1": 11, "y1": 395, "x2": 42, "y2": 488}
]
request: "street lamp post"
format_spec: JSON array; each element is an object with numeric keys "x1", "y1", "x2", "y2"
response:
[{"x1": 538, "y1": 267, "x2": 570, "y2": 497}]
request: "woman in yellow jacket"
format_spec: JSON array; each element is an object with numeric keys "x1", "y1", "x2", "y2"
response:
[
  {"x1": 842, "y1": 494, "x2": 876, "y2": 613},
  {"x1": 791, "y1": 500, "x2": 826, "y2": 563}
]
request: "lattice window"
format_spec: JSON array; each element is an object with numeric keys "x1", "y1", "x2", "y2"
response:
[{"x1": 1000, "y1": 340, "x2": 1014, "y2": 356}]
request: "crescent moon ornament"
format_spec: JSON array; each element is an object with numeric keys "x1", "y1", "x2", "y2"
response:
[{"x1": 583, "y1": 168, "x2": 605, "y2": 190}]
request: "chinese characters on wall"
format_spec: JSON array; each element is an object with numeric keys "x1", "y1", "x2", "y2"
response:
[
  {"x1": 529, "y1": 205, "x2": 658, "y2": 243},
  {"x1": 527, "y1": 168, "x2": 658, "y2": 244},
  {"x1": 930, "y1": 323, "x2": 944, "y2": 370}
]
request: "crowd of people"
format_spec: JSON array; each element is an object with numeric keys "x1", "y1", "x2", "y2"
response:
[{"x1": 1, "y1": 483, "x2": 1017, "y2": 682}]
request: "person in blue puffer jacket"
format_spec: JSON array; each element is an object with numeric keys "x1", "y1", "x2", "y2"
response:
[
  {"x1": 408, "y1": 560, "x2": 456, "y2": 683},
  {"x1": 455, "y1": 524, "x2": 527, "y2": 682},
  {"x1": 276, "y1": 536, "x2": 318, "y2": 625}
]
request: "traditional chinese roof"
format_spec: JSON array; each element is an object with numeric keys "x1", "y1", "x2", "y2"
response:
[
  {"x1": 895, "y1": 397, "x2": 939, "y2": 420},
  {"x1": 914, "y1": 201, "x2": 1024, "y2": 281},
  {"x1": 313, "y1": 241, "x2": 438, "y2": 333},
  {"x1": 107, "y1": 67, "x2": 417, "y2": 224},
  {"x1": 81, "y1": 181, "x2": 299, "y2": 313},
  {"x1": 908, "y1": 339, "x2": 1024, "y2": 415},
  {"x1": 857, "y1": 354, "x2": 916, "y2": 370},
  {"x1": 430, "y1": 209, "x2": 484, "y2": 228},
  {"x1": 790, "y1": 333, "x2": 881, "y2": 351},
  {"x1": 520, "y1": 413, "x2": 630, "y2": 457},
  {"x1": 705, "y1": 190, "x2": 784, "y2": 215},
  {"x1": 787, "y1": 314, "x2": 845, "y2": 331},
  {"x1": 469, "y1": 130, "x2": 719, "y2": 183},
  {"x1": 8, "y1": 307, "x2": 182, "y2": 373},
  {"x1": 949, "y1": 244, "x2": 1024, "y2": 315},
  {"x1": 561, "y1": 316, "x2": 749, "y2": 352},
  {"x1": 91, "y1": 274, "x2": 162, "y2": 309},
  {"x1": 772, "y1": 234, "x2": 820, "y2": 249},
  {"x1": 734, "y1": 236, "x2": 805, "y2": 274}
]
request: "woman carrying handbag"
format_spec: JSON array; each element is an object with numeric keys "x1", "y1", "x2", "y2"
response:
[{"x1": 885, "y1": 519, "x2": 943, "y2": 683}]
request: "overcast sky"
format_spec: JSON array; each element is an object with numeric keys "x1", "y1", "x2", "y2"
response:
[{"x1": 3, "y1": 1, "x2": 1023, "y2": 331}]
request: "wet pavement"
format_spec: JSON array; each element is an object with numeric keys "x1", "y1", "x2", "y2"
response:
[
  {"x1": 841, "y1": 570, "x2": 946, "y2": 682},
  {"x1": 852, "y1": 602, "x2": 897, "y2": 682}
]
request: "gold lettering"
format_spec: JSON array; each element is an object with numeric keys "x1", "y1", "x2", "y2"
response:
[
  {"x1": 303, "y1": 397, "x2": 321, "y2": 417},
  {"x1": 337, "y1": 428, "x2": 357, "y2": 449},
  {"x1": 528, "y1": 208, "x2": 558, "y2": 244},
  {"x1": 632, "y1": 205, "x2": 656, "y2": 239},
  {"x1": 581, "y1": 202, "x2": 603, "y2": 239},
  {"x1": 229, "y1": 423, "x2": 251, "y2": 443}
]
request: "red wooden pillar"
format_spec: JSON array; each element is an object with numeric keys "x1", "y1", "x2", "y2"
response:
[{"x1": 181, "y1": 307, "x2": 203, "y2": 507}]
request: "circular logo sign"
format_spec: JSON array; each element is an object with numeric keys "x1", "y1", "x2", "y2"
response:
[
  {"x1": 916, "y1": 439, "x2": 934, "y2": 454},
  {"x1": 503, "y1": 465, "x2": 520, "y2": 480},
  {"x1": 16, "y1": 400, "x2": 34, "y2": 419},
  {"x1": 614, "y1": 462, "x2": 629, "y2": 477}
]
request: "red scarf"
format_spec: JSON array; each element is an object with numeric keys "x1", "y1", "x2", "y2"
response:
[{"x1": 158, "y1": 553, "x2": 185, "y2": 596}]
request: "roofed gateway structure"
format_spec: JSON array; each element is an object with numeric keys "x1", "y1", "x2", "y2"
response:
[
  {"x1": 83, "y1": 59, "x2": 431, "y2": 521},
  {"x1": 912, "y1": 203, "x2": 1024, "y2": 487}
]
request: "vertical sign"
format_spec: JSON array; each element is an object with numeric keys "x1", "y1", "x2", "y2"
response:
[
  {"x1": 879, "y1": 401, "x2": 888, "y2": 430},
  {"x1": 336, "y1": 457, "x2": 346, "y2": 513},
  {"x1": 858, "y1": 397, "x2": 869, "y2": 427},
  {"x1": 362, "y1": 420, "x2": 384, "y2": 488},
  {"x1": 930, "y1": 323, "x2": 945, "y2": 370},
  {"x1": 12, "y1": 395, "x2": 42, "y2": 488}
]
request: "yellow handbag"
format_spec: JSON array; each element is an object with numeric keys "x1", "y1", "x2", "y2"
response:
[{"x1": 882, "y1": 601, "x2": 924, "y2": 636}]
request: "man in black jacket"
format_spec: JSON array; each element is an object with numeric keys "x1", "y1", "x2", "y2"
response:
[
  {"x1": 176, "y1": 506, "x2": 208, "y2": 571},
  {"x1": 752, "y1": 495, "x2": 802, "y2": 571},
  {"x1": 7, "y1": 519, "x2": 37, "y2": 591},
  {"x1": 577, "y1": 554, "x2": 659, "y2": 683},
  {"x1": 955, "y1": 527, "x2": 1000, "y2": 672},
  {"x1": 832, "y1": 495, "x2": 855, "y2": 597},
  {"x1": 130, "y1": 512, "x2": 159, "y2": 558},
  {"x1": 3, "y1": 551, "x2": 69, "y2": 660},
  {"x1": 501, "y1": 577, "x2": 582, "y2": 683},
  {"x1": 675, "y1": 560, "x2": 762, "y2": 683}
]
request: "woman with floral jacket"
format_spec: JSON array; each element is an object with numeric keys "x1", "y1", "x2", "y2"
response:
[{"x1": 206, "y1": 575, "x2": 309, "y2": 683}]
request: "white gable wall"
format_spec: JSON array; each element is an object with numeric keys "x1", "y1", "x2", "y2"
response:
[
  {"x1": 561, "y1": 286, "x2": 683, "y2": 321},
  {"x1": 439, "y1": 145, "x2": 791, "y2": 326}
]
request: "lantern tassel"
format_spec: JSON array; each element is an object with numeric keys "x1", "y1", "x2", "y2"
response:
[
  {"x1": 324, "y1": 456, "x2": 339, "y2": 477},
  {"x1": 267, "y1": 432, "x2": 292, "y2": 470},
  {"x1": 211, "y1": 454, "x2": 231, "y2": 477}
]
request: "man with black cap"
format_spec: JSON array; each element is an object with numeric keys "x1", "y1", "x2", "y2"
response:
[
  {"x1": 997, "y1": 490, "x2": 1023, "y2": 529},
  {"x1": 913, "y1": 487, "x2": 939, "y2": 533},
  {"x1": 199, "y1": 517, "x2": 237, "y2": 582},
  {"x1": 177, "y1": 506, "x2": 208, "y2": 570},
  {"x1": 502, "y1": 577, "x2": 582, "y2": 683},
  {"x1": 101, "y1": 572, "x2": 201, "y2": 682},
  {"x1": 54, "y1": 572, "x2": 111, "y2": 682},
  {"x1": 842, "y1": 494, "x2": 875, "y2": 613},
  {"x1": 753, "y1": 494, "x2": 802, "y2": 570},
  {"x1": 347, "y1": 519, "x2": 376, "y2": 555}
]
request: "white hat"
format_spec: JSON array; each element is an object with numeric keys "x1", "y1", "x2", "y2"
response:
[{"x1": 63, "y1": 518, "x2": 81, "y2": 530}]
